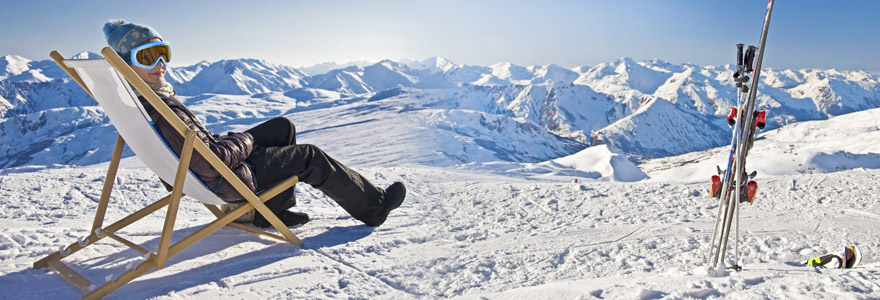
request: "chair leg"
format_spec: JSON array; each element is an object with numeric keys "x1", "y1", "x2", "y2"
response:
[
  {"x1": 32, "y1": 194, "x2": 174, "y2": 299},
  {"x1": 33, "y1": 195, "x2": 172, "y2": 270},
  {"x1": 156, "y1": 130, "x2": 197, "y2": 269},
  {"x1": 93, "y1": 135, "x2": 125, "y2": 233},
  {"x1": 82, "y1": 255, "x2": 157, "y2": 300}
]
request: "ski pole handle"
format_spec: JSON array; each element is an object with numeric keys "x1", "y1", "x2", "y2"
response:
[
  {"x1": 736, "y1": 44, "x2": 744, "y2": 67},
  {"x1": 734, "y1": 44, "x2": 745, "y2": 79},
  {"x1": 744, "y1": 46, "x2": 758, "y2": 73}
]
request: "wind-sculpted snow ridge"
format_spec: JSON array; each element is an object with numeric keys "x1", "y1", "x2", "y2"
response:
[
  {"x1": 455, "y1": 144, "x2": 648, "y2": 182},
  {"x1": 2, "y1": 53, "x2": 880, "y2": 168}
]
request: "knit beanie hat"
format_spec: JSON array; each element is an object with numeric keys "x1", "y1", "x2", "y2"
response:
[{"x1": 103, "y1": 19, "x2": 163, "y2": 64}]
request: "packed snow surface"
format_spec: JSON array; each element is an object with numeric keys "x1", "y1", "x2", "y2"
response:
[{"x1": 1, "y1": 108, "x2": 879, "y2": 299}]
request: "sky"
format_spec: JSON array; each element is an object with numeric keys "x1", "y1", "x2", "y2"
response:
[{"x1": 1, "y1": 0, "x2": 879, "y2": 71}]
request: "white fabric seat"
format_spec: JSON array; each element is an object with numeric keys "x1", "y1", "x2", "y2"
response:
[{"x1": 66, "y1": 59, "x2": 226, "y2": 205}]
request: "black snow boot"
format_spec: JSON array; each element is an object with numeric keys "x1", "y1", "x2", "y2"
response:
[
  {"x1": 383, "y1": 182, "x2": 406, "y2": 210},
  {"x1": 253, "y1": 210, "x2": 310, "y2": 228}
]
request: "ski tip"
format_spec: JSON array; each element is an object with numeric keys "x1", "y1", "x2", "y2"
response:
[{"x1": 807, "y1": 246, "x2": 863, "y2": 269}]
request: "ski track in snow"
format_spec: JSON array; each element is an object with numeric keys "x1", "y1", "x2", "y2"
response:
[{"x1": 1, "y1": 161, "x2": 878, "y2": 299}]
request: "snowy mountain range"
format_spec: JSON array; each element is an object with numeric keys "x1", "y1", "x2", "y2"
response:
[
  {"x1": 3, "y1": 52, "x2": 880, "y2": 299},
  {"x1": 2, "y1": 52, "x2": 879, "y2": 169}
]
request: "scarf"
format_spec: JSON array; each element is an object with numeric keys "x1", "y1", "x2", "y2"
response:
[{"x1": 146, "y1": 81, "x2": 176, "y2": 98}]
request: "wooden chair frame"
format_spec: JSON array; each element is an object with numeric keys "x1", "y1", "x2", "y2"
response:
[{"x1": 32, "y1": 47, "x2": 302, "y2": 300}]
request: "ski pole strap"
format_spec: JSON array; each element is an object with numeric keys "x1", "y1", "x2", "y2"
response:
[{"x1": 806, "y1": 254, "x2": 842, "y2": 269}]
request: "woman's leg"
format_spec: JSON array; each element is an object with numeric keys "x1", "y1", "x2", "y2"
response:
[
  {"x1": 248, "y1": 144, "x2": 389, "y2": 226},
  {"x1": 246, "y1": 117, "x2": 296, "y2": 147},
  {"x1": 245, "y1": 117, "x2": 298, "y2": 217}
]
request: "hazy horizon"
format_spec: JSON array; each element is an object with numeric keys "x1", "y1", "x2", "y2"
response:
[{"x1": 2, "y1": 0, "x2": 879, "y2": 71}]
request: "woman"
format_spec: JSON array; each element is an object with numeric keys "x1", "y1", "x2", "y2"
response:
[{"x1": 103, "y1": 20, "x2": 406, "y2": 228}]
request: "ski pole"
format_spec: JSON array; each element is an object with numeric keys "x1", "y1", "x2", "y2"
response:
[
  {"x1": 735, "y1": 191, "x2": 741, "y2": 268},
  {"x1": 724, "y1": 0, "x2": 775, "y2": 269},
  {"x1": 734, "y1": 43, "x2": 745, "y2": 82},
  {"x1": 710, "y1": 64, "x2": 750, "y2": 268},
  {"x1": 708, "y1": 43, "x2": 742, "y2": 266}
]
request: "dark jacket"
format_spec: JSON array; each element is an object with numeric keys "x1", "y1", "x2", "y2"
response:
[{"x1": 139, "y1": 94, "x2": 255, "y2": 202}]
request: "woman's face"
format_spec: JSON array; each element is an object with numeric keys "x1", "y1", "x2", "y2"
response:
[{"x1": 130, "y1": 38, "x2": 166, "y2": 84}]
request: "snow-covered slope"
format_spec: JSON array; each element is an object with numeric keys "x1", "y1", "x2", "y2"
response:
[
  {"x1": 641, "y1": 105, "x2": 880, "y2": 182},
  {"x1": 575, "y1": 57, "x2": 673, "y2": 95},
  {"x1": 547, "y1": 144, "x2": 647, "y2": 181},
  {"x1": 1, "y1": 149, "x2": 877, "y2": 299},
  {"x1": 2, "y1": 54, "x2": 880, "y2": 299},
  {"x1": 3, "y1": 53, "x2": 880, "y2": 169},
  {"x1": 591, "y1": 97, "x2": 729, "y2": 159},
  {"x1": 1, "y1": 54, "x2": 70, "y2": 83},
  {"x1": 299, "y1": 59, "x2": 378, "y2": 76},
  {"x1": 166, "y1": 59, "x2": 308, "y2": 95},
  {"x1": 455, "y1": 144, "x2": 648, "y2": 182},
  {"x1": 0, "y1": 53, "x2": 98, "y2": 117},
  {"x1": 286, "y1": 87, "x2": 586, "y2": 167},
  {"x1": 0, "y1": 107, "x2": 117, "y2": 168}
]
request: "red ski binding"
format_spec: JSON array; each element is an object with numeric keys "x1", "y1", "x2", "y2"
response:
[
  {"x1": 746, "y1": 181, "x2": 758, "y2": 205},
  {"x1": 754, "y1": 111, "x2": 766, "y2": 130},
  {"x1": 711, "y1": 175, "x2": 722, "y2": 198},
  {"x1": 727, "y1": 107, "x2": 738, "y2": 127}
]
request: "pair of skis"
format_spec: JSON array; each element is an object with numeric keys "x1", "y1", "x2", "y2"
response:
[{"x1": 707, "y1": 0, "x2": 775, "y2": 271}]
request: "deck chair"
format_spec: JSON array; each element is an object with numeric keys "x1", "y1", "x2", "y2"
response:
[{"x1": 33, "y1": 47, "x2": 303, "y2": 299}]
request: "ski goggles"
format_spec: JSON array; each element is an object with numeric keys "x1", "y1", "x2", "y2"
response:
[{"x1": 130, "y1": 41, "x2": 171, "y2": 69}]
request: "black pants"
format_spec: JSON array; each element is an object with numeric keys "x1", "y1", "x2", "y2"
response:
[{"x1": 245, "y1": 117, "x2": 388, "y2": 226}]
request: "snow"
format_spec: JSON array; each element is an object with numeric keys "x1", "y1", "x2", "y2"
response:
[
  {"x1": 459, "y1": 145, "x2": 647, "y2": 183},
  {"x1": 300, "y1": 59, "x2": 380, "y2": 77},
  {"x1": 0, "y1": 55, "x2": 33, "y2": 79},
  {"x1": 402, "y1": 57, "x2": 459, "y2": 75},
  {"x1": 6, "y1": 54, "x2": 880, "y2": 167},
  {"x1": 166, "y1": 59, "x2": 307, "y2": 96},
  {"x1": 551, "y1": 145, "x2": 648, "y2": 182},
  {"x1": 2, "y1": 53, "x2": 880, "y2": 299},
  {"x1": 1, "y1": 156, "x2": 878, "y2": 299},
  {"x1": 2, "y1": 107, "x2": 880, "y2": 299},
  {"x1": 641, "y1": 106, "x2": 880, "y2": 182}
]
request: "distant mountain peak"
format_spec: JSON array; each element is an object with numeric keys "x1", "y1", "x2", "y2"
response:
[
  {"x1": 70, "y1": 52, "x2": 102, "y2": 60},
  {"x1": 405, "y1": 56, "x2": 458, "y2": 73},
  {"x1": 1, "y1": 54, "x2": 33, "y2": 76},
  {"x1": 490, "y1": 61, "x2": 514, "y2": 69},
  {"x1": 3, "y1": 52, "x2": 880, "y2": 169},
  {"x1": 299, "y1": 59, "x2": 378, "y2": 76},
  {"x1": 163, "y1": 58, "x2": 307, "y2": 95},
  {"x1": 616, "y1": 56, "x2": 638, "y2": 64}
]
